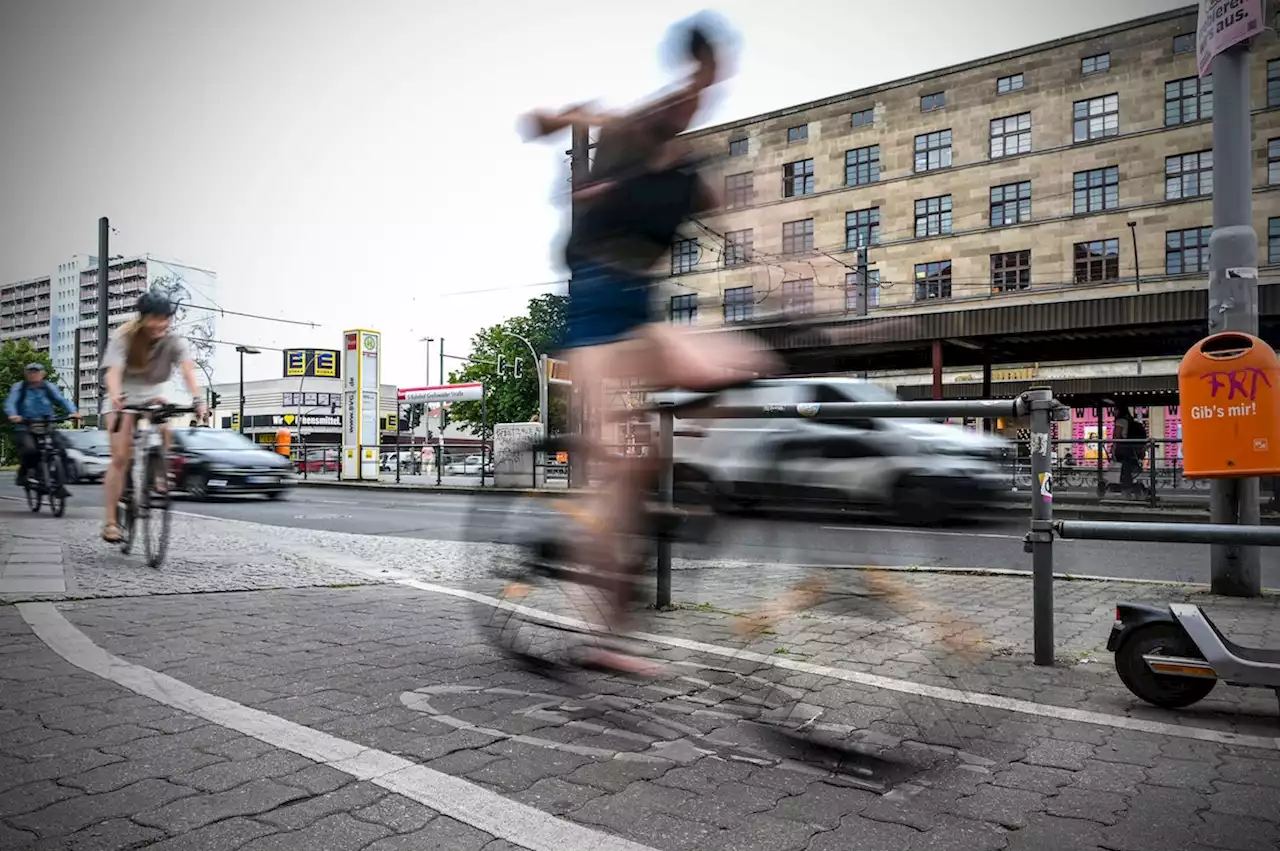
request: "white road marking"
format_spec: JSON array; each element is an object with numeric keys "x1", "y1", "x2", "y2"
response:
[
  {"x1": 17, "y1": 603, "x2": 660, "y2": 851},
  {"x1": 821, "y1": 525, "x2": 1023, "y2": 541},
  {"x1": 382, "y1": 575, "x2": 1280, "y2": 753}
]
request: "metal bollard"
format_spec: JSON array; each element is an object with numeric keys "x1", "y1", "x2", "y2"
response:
[
  {"x1": 1023, "y1": 387, "x2": 1057, "y2": 666},
  {"x1": 655, "y1": 403, "x2": 675, "y2": 609}
]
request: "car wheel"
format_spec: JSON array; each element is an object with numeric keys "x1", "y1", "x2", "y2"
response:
[
  {"x1": 266, "y1": 489, "x2": 289, "y2": 501},
  {"x1": 186, "y1": 472, "x2": 209, "y2": 500},
  {"x1": 891, "y1": 475, "x2": 947, "y2": 527}
]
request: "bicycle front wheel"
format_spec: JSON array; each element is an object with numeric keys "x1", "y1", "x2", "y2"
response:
[
  {"x1": 44, "y1": 457, "x2": 66, "y2": 518},
  {"x1": 25, "y1": 477, "x2": 42, "y2": 512},
  {"x1": 141, "y1": 449, "x2": 171, "y2": 569}
]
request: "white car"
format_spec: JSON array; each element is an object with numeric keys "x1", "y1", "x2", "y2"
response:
[
  {"x1": 445, "y1": 454, "x2": 485, "y2": 475},
  {"x1": 663, "y1": 377, "x2": 1010, "y2": 525},
  {"x1": 60, "y1": 429, "x2": 111, "y2": 482}
]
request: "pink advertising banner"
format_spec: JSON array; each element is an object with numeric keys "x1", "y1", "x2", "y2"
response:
[{"x1": 1197, "y1": 0, "x2": 1264, "y2": 77}]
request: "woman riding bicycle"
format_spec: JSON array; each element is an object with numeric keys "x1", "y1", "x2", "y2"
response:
[
  {"x1": 100, "y1": 292, "x2": 208, "y2": 543},
  {"x1": 523, "y1": 14, "x2": 779, "y2": 673}
]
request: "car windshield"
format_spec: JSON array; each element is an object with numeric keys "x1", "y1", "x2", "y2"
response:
[
  {"x1": 63, "y1": 431, "x2": 110, "y2": 451},
  {"x1": 180, "y1": 430, "x2": 263, "y2": 451}
]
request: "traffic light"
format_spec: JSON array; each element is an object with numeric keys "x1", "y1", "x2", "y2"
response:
[{"x1": 210, "y1": 391, "x2": 221, "y2": 408}]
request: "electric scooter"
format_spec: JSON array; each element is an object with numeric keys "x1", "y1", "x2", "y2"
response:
[{"x1": 1108, "y1": 602, "x2": 1280, "y2": 711}]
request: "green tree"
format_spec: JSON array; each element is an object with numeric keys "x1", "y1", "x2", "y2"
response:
[
  {"x1": 0, "y1": 340, "x2": 62, "y2": 464},
  {"x1": 446, "y1": 294, "x2": 568, "y2": 434}
]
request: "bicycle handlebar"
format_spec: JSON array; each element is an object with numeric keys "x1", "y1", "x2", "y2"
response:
[{"x1": 110, "y1": 403, "x2": 201, "y2": 433}]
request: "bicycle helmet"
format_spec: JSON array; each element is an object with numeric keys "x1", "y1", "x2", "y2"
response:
[{"x1": 136, "y1": 292, "x2": 176, "y2": 318}]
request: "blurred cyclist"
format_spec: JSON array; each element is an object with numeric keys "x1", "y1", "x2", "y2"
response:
[
  {"x1": 100, "y1": 292, "x2": 208, "y2": 542},
  {"x1": 4, "y1": 362, "x2": 82, "y2": 494},
  {"x1": 524, "y1": 13, "x2": 778, "y2": 673}
]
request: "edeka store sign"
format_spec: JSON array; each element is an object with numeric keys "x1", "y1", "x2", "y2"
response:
[{"x1": 272, "y1": 413, "x2": 341, "y2": 428}]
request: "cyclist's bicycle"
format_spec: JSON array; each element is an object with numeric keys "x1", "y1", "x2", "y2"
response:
[
  {"x1": 21, "y1": 416, "x2": 75, "y2": 517},
  {"x1": 467, "y1": 389, "x2": 831, "y2": 733},
  {"x1": 110, "y1": 402, "x2": 196, "y2": 568}
]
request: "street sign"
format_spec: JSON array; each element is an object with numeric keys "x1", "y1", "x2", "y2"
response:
[
  {"x1": 1196, "y1": 0, "x2": 1263, "y2": 77},
  {"x1": 398, "y1": 383, "x2": 484, "y2": 403}
]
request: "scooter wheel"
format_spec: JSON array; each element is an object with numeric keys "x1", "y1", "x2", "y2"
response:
[{"x1": 1115, "y1": 623, "x2": 1217, "y2": 709}]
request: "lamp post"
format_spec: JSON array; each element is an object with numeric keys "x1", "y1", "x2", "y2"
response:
[
  {"x1": 506, "y1": 332, "x2": 548, "y2": 442},
  {"x1": 235, "y1": 345, "x2": 260, "y2": 436},
  {"x1": 419, "y1": 337, "x2": 434, "y2": 457},
  {"x1": 1127, "y1": 221, "x2": 1140, "y2": 292}
]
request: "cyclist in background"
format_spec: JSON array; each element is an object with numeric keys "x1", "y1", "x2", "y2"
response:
[
  {"x1": 523, "y1": 13, "x2": 779, "y2": 673},
  {"x1": 4, "y1": 362, "x2": 81, "y2": 494},
  {"x1": 100, "y1": 293, "x2": 207, "y2": 543}
]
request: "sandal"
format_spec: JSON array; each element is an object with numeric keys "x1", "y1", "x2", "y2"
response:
[{"x1": 102, "y1": 523, "x2": 123, "y2": 543}]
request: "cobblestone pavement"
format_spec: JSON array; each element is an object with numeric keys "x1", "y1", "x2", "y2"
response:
[{"x1": 3, "y1": 512, "x2": 1280, "y2": 849}]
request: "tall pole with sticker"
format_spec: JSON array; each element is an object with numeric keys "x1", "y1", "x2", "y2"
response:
[{"x1": 1200, "y1": 0, "x2": 1263, "y2": 597}]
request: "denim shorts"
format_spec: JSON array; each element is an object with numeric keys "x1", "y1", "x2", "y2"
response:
[{"x1": 561, "y1": 259, "x2": 652, "y2": 350}]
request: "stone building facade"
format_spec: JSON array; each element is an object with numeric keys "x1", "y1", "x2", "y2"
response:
[{"x1": 655, "y1": 6, "x2": 1280, "y2": 334}]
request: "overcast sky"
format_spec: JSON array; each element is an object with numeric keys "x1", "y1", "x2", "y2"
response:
[{"x1": 0, "y1": 0, "x2": 1189, "y2": 386}]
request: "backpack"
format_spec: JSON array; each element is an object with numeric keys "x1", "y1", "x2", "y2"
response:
[{"x1": 15, "y1": 381, "x2": 53, "y2": 415}]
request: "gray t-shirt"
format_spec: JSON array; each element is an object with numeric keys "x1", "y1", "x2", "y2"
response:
[{"x1": 101, "y1": 330, "x2": 190, "y2": 385}]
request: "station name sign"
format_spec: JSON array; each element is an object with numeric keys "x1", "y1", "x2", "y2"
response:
[{"x1": 398, "y1": 382, "x2": 483, "y2": 403}]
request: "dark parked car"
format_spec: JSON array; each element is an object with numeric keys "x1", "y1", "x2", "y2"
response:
[{"x1": 168, "y1": 428, "x2": 295, "y2": 500}]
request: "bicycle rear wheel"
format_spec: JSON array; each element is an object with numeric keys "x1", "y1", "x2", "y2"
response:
[
  {"x1": 142, "y1": 449, "x2": 171, "y2": 568},
  {"x1": 44, "y1": 457, "x2": 66, "y2": 518}
]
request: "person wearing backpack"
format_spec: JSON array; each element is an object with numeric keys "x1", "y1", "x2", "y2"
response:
[
  {"x1": 1111, "y1": 404, "x2": 1147, "y2": 495},
  {"x1": 4, "y1": 362, "x2": 82, "y2": 494}
]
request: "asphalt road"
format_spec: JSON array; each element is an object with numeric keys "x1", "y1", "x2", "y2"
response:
[{"x1": 4, "y1": 477, "x2": 1277, "y2": 588}]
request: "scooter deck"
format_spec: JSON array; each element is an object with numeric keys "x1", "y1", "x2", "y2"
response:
[{"x1": 1171, "y1": 604, "x2": 1280, "y2": 687}]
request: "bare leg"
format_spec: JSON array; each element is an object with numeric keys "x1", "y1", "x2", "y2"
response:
[{"x1": 102, "y1": 413, "x2": 135, "y2": 540}]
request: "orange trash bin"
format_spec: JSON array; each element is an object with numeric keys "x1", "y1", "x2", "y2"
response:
[
  {"x1": 1177, "y1": 332, "x2": 1280, "y2": 478},
  {"x1": 275, "y1": 428, "x2": 292, "y2": 458}
]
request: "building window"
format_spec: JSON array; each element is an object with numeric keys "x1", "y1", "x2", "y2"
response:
[
  {"x1": 1172, "y1": 33, "x2": 1194, "y2": 54},
  {"x1": 845, "y1": 207, "x2": 880, "y2": 249},
  {"x1": 1081, "y1": 52, "x2": 1110, "y2": 75},
  {"x1": 1268, "y1": 60, "x2": 1279, "y2": 108},
  {"x1": 990, "y1": 181, "x2": 1032, "y2": 227},
  {"x1": 782, "y1": 279, "x2": 814, "y2": 316},
  {"x1": 787, "y1": 124, "x2": 808, "y2": 144},
  {"x1": 1269, "y1": 218, "x2": 1279, "y2": 265},
  {"x1": 997, "y1": 73, "x2": 1024, "y2": 94},
  {"x1": 991, "y1": 250, "x2": 1031, "y2": 293},
  {"x1": 723, "y1": 286, "x2": 753, "y2": 323},
  {"x1": 728, "y1": 138, "x2": 748, "y2": 157},
  {"x1": 1166, "y1": 226, "x2": 1211, "y2": 275},
  {"x1": 990, "y1": 112, "x2": 1031, "y2": 159},
  {"x1": 670, "y1": 294, "x2": 697, "y2": 324},
  {"x1": 921, "y1": 91, "x2": 946, "y2": 112},
  {"x1": 782, "y1": 218, "x2": 814, "y2": 255},
  {"x1": 851, "y1": 107, "x2": 875, "y2": 128},
  {"x1": 724, "y1": 229, "x2": 753, "y2": 267},
  {"x1": 725, "y1": 172, "x2": 754, "y2": 208},
  {"x1": 914, "y1": 195, "x2": 953, "y2": 238},
  {"x1": 1073, "y1": 166, "x2": 1120, "y2": 214},
  {"x1": 783, "y1": 159, "x2": 814, "y2": 197},
  {"x1": 914, "y1": 129, "x2": 953, "y2": 173},
  {"x1": 914, "y1": 261, "x2": 952, "y2": 301},
  {"x1": 845, "y1": 270, "x2": 881, "y2": 311},
  {"x1": 1269, "y1": 138, "x2": 1279, "y2": 186},
  {"x1": 1073, "y1": 94, "x2": 1119, "y2": 142},
  {"x1": 671, "y1": 239, "x2": 699, "y2": 275},
  {"x1": 845, "y1": 145, "x2": 880, "y2": 186},
  {"x1": 1073, "y1": 239, "x2": 1120, "y2": 283},
  {"x1": 1165, "y1": 150, "x2": 1213, "y2": 200},
  {"x1": 1165, "y1": 75, "x2": 1213, "y2": 126}
]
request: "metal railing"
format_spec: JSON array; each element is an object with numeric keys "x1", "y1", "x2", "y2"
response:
[{"x1": 649, "y1": 387, "x2": 1274, "y2": 667}]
